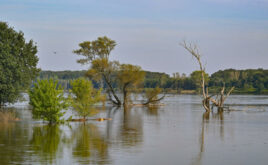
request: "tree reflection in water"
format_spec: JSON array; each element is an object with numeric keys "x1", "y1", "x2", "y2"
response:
[
  {"x1": 146, "y1": 105, "x2": 159, "y2": 116},
  {"x1": 105, "y1": 106, "x2": 144, "y2": 148},
  {"x1": 71, "y1": 123, "x2": 110, "y2": 165},
  {"x1": 0, "y1": 122, "x2": 30, "y2": 164},
  {"x1": 0, "y1": 106, "x2": 145, "y2": 164},
  {"x1": 30, "y1": 124, "x2": 63, "y2": 164},
  {"x1": 191, "y1": 110, "x2": 225, "y2": 165},
  {"x1": 120, "y1": 106, "x2": 143, "y2": 147}
]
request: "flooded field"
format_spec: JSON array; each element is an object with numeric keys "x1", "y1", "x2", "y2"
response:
[{"x1": 1, "y1": 95, "x2": 268, "y2": 165}]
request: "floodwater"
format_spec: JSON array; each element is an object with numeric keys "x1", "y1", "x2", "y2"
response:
[{"x1": 1, "y1": 95, "x2": 268, "y2": 165}]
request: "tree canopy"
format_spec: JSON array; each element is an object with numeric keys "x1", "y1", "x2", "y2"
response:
[
  {"x1": 73, "y1": 36, "x2": 123, "y2": 105},
  {"x1": 0, "y1": 22, "x2": 39, "y2": 106},
  {"x1": 73, "y1": 36, "x2": 116, "y2": 64},
  {"x1": 70, "y1": 78, "x2": 104, "y2": 119},
  {"x1": 117, "y1": 64, "x2": 145, "y2": 107},
  {"x1": 29, "y1": 79, "x2": 69, "y2": 123}
]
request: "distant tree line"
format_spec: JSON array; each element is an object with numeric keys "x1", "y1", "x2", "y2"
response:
[
  {"x1": 38, "y1": 70, "x2": 88, "y2": 89},
  {"x1": 209, "y1": 68, "x2": 268, "y2": 94},
  {"x1": 38, "y1": 68, "x2": 268, "y2": 94}
]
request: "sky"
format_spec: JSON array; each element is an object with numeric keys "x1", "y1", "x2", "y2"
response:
[{"x1": 1, "y1": 0, "x2": 268, "y2": 75}]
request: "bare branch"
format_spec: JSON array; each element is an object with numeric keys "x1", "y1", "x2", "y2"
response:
[
  {"x1": 180, "y1": 40, "x2": 207, "y2": 108},
  {"x1": 226, "y1": 87, "x2": 235, "y2": 98},
  {"x1": 181, "y1": 40, "x2": 235, "y2": 112}
]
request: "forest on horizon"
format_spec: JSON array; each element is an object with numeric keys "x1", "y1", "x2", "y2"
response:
[{"x1": 38, "y1": 68, "x2": 268, "y2": 94}]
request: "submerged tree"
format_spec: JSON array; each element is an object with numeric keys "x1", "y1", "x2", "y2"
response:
[
  {"x1": 73, "y1": 36, "x2": 121, "y2": 106},
  {"x1": 70, "y1": 78, "x2": 104, "y2": 120},
  {"x1": 180, "y1": 41, "x2": 234, "y2": 112},
  {"x1": 210, "y1": 85, "x2": 235, "y2": 111},
  {"x1": 86, "y1": 58, "x2": 121, "y2": 106},
  {"x1": 29, "y1": 79, "x2": 69, "y2": 123},
  {"x1": 142, "y1": 87, "x2": 165, "y2": 106},
  {"x1": 117, "y1": 64, "x2": 145, "y2": 108},
  {"x1": 0, "y1": 22, "x2": 40, "y2": 107},
  {"x1": 74, "y1": 36, "x2": 165, "y2": 107},
  {"x1": 180, "y1": 41, "x2": 211, "y2": 111}
]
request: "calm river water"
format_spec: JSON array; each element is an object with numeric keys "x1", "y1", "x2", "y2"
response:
[{"x1": 1, "y1": 95, "x2": 268, "y2": 165}]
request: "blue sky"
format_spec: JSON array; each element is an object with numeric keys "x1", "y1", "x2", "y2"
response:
[{"x1": 1, "y1": 0, "x2": 268, "y2": 75}]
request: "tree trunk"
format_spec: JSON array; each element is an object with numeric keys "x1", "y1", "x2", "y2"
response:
[
  {"x1": 181, "y1": 41, "x2": 211, "y2": 112},
  {"x1": 103, "y1": 74, "x2": 121, "y2": 106},
  {"x1": 122, "y1": 83, "x2": 129, "y2": 108},
  {"x1": 202, "y1": 98, "x2": 210, "y2": 112}
]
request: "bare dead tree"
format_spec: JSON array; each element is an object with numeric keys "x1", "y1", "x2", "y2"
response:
[
  {"x1": 180, "y1": 40, "x2": 234, "y2": 112},
  {"x1": 210, "y1": 85, "x2": 235, "y2": 111},
  {"x1": 180, "y1": 41, "x2": 211, "y2": 112}
]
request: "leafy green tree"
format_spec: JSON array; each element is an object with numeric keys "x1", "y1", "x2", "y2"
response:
[
  {"x1": 86, "y1": 58, "x2": 121, "y2": 105},
  {"x1": 73, "y1": 36, "x2": 116, "y2": 63},
  {"x1": 117, "y1": 64, "x2": 145, "y2": 107},
  {"x1": 70, "y1": 78, "x2": 104, "y2": 120},
  {"x1": 0, "y1": 22, "x2": 40, "y2": 107},
  {"x1": 29, "y1": 79, "x2": 69, "y2": 123},
  {"x1": 73, "y1": 37, "x2": 122, "y2": 106}
]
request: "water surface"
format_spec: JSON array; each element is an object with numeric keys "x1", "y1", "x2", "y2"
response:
[{"x1": 1, "y1": 95, "x2": 268, "y2": 165}]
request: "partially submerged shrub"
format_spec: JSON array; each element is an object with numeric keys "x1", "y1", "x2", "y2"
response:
[
  {"x1": 143, "y1": 87, "x2": 165, "y2": 105},
  {"x1": 70, "y1": 78, "x2": 104, "y2": 120},
  {"x1": 29, "y1": 79, "x2": 69, "y2": 124}
]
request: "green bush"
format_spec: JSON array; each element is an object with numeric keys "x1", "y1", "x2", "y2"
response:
[
  {"x1": 70, "y1": 78, "x2": 104, "y2": 119},
  {"x1": 143, "y1": 87, "x2": 163, "y2": 105},
  {"x1": 29, "y1": 79, "x2": 69, "y2": 123}
]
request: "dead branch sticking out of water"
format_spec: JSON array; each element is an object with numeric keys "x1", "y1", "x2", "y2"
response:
[
  {"x1": 180, "y1": 41, "x2": 211, "y2": 112},
  {"x1": 210, "y1": 86, "x2": 235, "y2": 110},
  {"x1": 181, "y1": 40, "x2": 235, "y2": 112}
]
